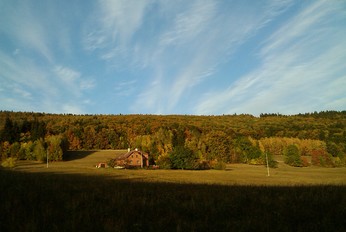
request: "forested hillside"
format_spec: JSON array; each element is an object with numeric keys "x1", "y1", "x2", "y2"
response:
[{"x1": 1, "y1": 111, "x2": 345, "y2": 168}]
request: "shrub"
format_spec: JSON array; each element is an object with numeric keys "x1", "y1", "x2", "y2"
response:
[
  {"x1": 260, "y1": 152, "x2": 278, "y2": 168},
  {"x1": 1, "y1": 157, "x2": 16, "y2": 168},
  {"x1": 301, "y1": 157, "x2": 310, "y2": 167},
  {"x1": 107, "y1": 158, "x2": 116, "y2": 168},
  {"x1": 334, "y1": 157, "x2": 345, "y2": 167},
  {"x1": 212, "y1": 160, "x2": 226, "y2": 170},
  {"x1": 248, "y1": 158, "x2": 264, "y2": 165},
  {"x1": 197, "y1": 160, "x2": 211, "y2": 170},
  {"x1": 156, "y1": 155, "x2": 171, "y2": 169}
]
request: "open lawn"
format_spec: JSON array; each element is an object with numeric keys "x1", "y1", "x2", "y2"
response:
[
  {"x1": 1, "y1": 150, "x2": 345, "y2": 231},
  {"x1": 13, "y1": 150, "x2": 346, "y2": 186}
]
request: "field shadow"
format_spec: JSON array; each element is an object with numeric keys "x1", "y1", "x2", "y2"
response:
[
  {"x1": 1, "y1": 168, "x2": 345, "y2": 232},
  {"x1": 63, "y1": 150, "x2": 96, "y2": 161}
]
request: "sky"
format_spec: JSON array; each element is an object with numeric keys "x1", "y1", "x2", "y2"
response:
[{"x1": 0, "y1": 0, "x2": 345, "y2": 116}]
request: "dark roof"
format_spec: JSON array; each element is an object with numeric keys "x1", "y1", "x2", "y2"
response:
[{"x1": 115, "y1": 150, "x2": 147, "y2": 160}]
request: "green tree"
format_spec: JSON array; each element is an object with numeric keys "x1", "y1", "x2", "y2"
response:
[
  {"x1": 172, "y1": 128, "x2": 186, "y2": 147},
  {"x1": 203, "y1": 131, "x2": 230, "y2": 162},
  {"x1": 0, "y1": 117, "x2": 20, "y2": 143},
  {"x1": 169, "y1": 146, "x2": 199, "y2": 170},
  {"x1": 284, "y1": 144, "x2": 302, "y2": 167},
  {"x1": 10, "y1": 142, "x2": 21, "y2": 158},
  {"x1": 31, "y1": 118, "x2": 46, "y2": 141},
  {"x1": 326, "y1": 141, "x2": 343, "y2": 157},
  {"x1": 46, "y1": 135, "x2": 64, "y2": 161},
  {"x1": 234, "y1": 136, "x2": 262, "y2": 163},
  {"x1": 24, "y1": 141, "x2": 35, "y2": 160},
  {"x1": 33, "y1": 139, "x2": 46, "y2": 162},
  {"x1": 156, "y1": 155, "x2": 171, "y2": 169},
  {"x1": 1, "y1": 141, "x2": 11, "y2": 160}
]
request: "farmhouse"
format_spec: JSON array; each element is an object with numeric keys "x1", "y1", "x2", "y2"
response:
[{"x1": 114, "y1": 148, "x2": 149, "y2": 168}]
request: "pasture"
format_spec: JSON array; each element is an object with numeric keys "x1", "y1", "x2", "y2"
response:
[
  {"x1": 13, "y1": 150, "x2": 346, "y2": 186},
  {"x1": 1, "y1": 150, "x2": 346, "y2": 231}
]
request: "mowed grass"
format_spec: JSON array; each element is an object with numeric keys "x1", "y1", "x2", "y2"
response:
[{"x1": 1, "y1": 150, "x2": 345, "y2": 231}]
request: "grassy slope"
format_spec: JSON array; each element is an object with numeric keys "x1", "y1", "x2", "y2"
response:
[{"x1": 1, "y1": 151, "x2": 346, "y2": 231}]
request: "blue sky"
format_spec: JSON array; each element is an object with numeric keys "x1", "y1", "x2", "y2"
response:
[{"x1": 1, "y1": 0, "x2": 345, "y2": 115}]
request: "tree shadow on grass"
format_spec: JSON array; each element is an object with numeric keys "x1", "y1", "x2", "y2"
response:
[
  {"x1": 63, "y1": 150, "x2": 97, "y2": 161},
  {"x1": 0, "y1": 168, "x2": 345, "y2": 232}
]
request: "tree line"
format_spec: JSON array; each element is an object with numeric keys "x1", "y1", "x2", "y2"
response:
[{"x1": 1, "y1": 111, "x2": 345, "y2": 168}]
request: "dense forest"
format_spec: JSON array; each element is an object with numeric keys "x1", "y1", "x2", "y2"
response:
[{"x1": 1, "y1": 111, "x2": 345, "y2": 169}]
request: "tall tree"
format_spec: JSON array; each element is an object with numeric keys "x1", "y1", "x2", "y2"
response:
[{"x1": 0, "y1": 117, "x2": 20, "y2": 143}]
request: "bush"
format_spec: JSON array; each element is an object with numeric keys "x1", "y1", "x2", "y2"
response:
[
  {"x1": 259, "y1": 152, "x2": 278, "y2": 168},
  {"x1": 156, "y1": 155, "x2": 171, "y2": 169},
  {"x1": 248, "y1": 155, "x2": 278, "y2": 168},
  {"x1": 334, "y1": 157, "x2": 345, "y2": 167},
  {"x1": 301, "y1": 157, "x2": 310, "y2": 167},
  {"x1": 1, "y1": 157, "x2": 16, "y2": 168},
  {"x1": 107, "y1": 158, "x2": 116, "y2": 168},
  {"x1": 197, "y1": 160, "x2": 211, "y2": 170},
  {"x1": 212, "y1": 160, "x2": 226, "y2": 170},
  {"x1": 248, "y1": 158, "x2": 264, "y2": 165}
]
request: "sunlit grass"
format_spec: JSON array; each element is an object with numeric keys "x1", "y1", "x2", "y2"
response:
[{"x1": 14, "y1": 150, "x2": 346, "y2": 186}]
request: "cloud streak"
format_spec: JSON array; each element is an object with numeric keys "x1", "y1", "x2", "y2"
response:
[
  {"x1": 132, "y1": 0, "x2": 295, "y2": 113},
  {"x1": 1, "y1": 0, "x2": 344, "y2": 115},
  {"x1": 195, "y1": 0, "x2": 346, "y2": 115}
]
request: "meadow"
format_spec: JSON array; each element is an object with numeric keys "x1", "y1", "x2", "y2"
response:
[{"x1": 1, "y1": 150, "x2": 345, "y2": 231}]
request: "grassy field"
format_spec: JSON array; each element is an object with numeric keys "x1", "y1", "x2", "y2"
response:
[
  {"x1": 13, "y1": 150, "x2": 346, "y2": 186},
  {"x1": 1, "y1": 150, "x2": 346, "y2": 231}
]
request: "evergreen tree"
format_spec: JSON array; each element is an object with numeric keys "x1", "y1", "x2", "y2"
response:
[
  {"x1": 284, "y1": 144, "x2": 302, "y2": 167},
  {"x1": 0, "y1": 117, "x2": 20, "y2": 143}
]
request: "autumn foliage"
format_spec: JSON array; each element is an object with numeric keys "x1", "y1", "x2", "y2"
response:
[{"x1": 0, "y1": 111, "x2": 345, "y2": 167}]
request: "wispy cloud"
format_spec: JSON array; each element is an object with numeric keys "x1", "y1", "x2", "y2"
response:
[
  {"x1": 54, "y1": 66, "x2": 81, "y2": 86},
  {"x1": 0, "y1": 1, "x2": 53, "y2": 62},
  {"x1": 0, "y1": 46, "x2": 95, "y2": 113},
  {"x1": 114, "y1": 80, "x2": 137, "y2": 96},
  {"x1": 53, "y1": 65, "x2": 97, "y2": 108},
  {"x1": 195, "y1": 0, "x2": 346, "y2": 115},
  {"x1": 84, "y1": 0, "x2": 151, "y2": 53},
  {"x1": 2, "y1": 0, "x2": 343, "y2": 115},
  {"x1": 132, "y1": 0, "x2": 293, "y2": 113}
]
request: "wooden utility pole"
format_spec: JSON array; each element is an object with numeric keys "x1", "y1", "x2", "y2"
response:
[{"x1": 265, "y1": 151, "x2": 270, "y2": 176}]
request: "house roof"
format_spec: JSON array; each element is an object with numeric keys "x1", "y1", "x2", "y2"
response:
[{"x1": 115, "y1": 150, "x2": 147, "y2": 160}]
